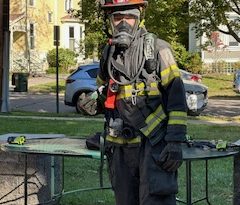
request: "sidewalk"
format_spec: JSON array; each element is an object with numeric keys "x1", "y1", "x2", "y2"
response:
[{"x1": 9, "y1": 74, "x2": 75, "y2": 113}]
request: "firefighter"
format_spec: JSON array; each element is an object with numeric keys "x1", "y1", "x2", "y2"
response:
[{"x1": 80, "y1": 0, "x2": 187, "y2": 204}]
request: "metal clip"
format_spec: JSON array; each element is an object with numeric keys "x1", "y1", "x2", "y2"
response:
[{"x1": 131, "y1": 89, "x2": 140, "y2": 105}]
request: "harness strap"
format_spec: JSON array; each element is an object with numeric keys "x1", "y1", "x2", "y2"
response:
[{"x1": 116, "y1": 82, "x2": 160, "y2": 99}]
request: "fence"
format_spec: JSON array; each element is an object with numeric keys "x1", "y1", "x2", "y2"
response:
[{"x1": 203, "y1": 62, "x2": 240, "y2": 74}]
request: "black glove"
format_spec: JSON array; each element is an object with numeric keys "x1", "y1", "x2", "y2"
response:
[
  {"x1": 158, "y1": 142, "x2": 183, "y2": 172},
  {"x1": 78, "y1": 92, "x2": 98, "y2": 115}
]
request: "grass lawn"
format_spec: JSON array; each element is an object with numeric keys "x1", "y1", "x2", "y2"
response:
[
  {"x1": 28, "y1": 79, "x2": 66, "y2": 94},
  {"x1": 28, "y1": 73, "x2": 240, "y2": 98},
  {"x1": 0, "y1": 117, "x2": 239, "y2": 205},
  {"x1": 202, "y1": 73, "x2": 240, "y2": 99}
]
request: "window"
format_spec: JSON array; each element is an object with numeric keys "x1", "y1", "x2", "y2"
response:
[
  {"x1": 48, "y1": 12, "x2": 53, "y2": 23},
  {"x1": 65, "y1": 0, "x2": 72, "y2": 11},
  {"x1": 229, "y1": 35, "x2": 239, "y2": 47},
  {"x1": 69, "y1": 27, "x2": 75, "y2": 51},
  {"x1": 69, "y1": 27, "x2": 74, "y2": 38},
  {"x1": 29, "y1": 0, "x2": 35, "y2": 6},
  {"x1": 80, "y1": 26, "x2": 83, "y2": 39},
  {"x1": 87, "y1": 68, "x2": 98, "y2": 78},
  {"x1": 30, "y1": 23, "x2": 35, "y2": 49}
]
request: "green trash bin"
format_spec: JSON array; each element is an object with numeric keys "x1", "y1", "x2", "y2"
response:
[{"x1": 12, "y1": 72, "x2": 29, "y2": 92}]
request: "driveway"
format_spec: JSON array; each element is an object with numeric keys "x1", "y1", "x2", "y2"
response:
[{"x1": 201, "y1": 98, "x2": 240, "y2": 118}]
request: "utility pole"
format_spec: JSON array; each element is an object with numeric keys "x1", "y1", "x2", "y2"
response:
[
  {"x1": 0, "y1": 0, "x2": 10, "y2": 112},
  {"x1": 0, "y1": 0, "x2": 4, "y2": 108}
]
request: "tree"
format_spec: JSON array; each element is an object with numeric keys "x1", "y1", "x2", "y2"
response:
[
  {"x1": 74, "y1": 0, "x2": 190, "y2": 57},
  {"x1": 74, "y1": 0, "x2": 106, "y2": 59},
  {"x1": 145, "y1": 0, "x2": 189, "y2": 47},
  {"x1": 189, "y1": 0, "x2": 240, "y2": 43}
]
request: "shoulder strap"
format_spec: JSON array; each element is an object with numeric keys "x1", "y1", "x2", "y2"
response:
[{"x1": 144, "y1": 32, "x2": 158, "y2": 74}]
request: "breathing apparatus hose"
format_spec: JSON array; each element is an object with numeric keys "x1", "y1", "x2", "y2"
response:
[{"x1": 107, "y1": 36, "x2": 146, "y2": 86}]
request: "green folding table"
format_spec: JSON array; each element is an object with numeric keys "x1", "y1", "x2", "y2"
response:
[{"x1": 1, "y1": 136, "x2": 238, "y2": 205}]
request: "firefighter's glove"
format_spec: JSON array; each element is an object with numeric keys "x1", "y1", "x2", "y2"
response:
[
  {"x1": 79, "y1": 92, "x2": 98, "y2": 116},
  {"x1": 158, "y1": 142, "x2": 183, "y2": 172}
]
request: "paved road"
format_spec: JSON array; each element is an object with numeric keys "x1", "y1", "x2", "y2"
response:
[
  {"x1": 9, "y1": 92, "x2": 75, "y2": 113},
  {"x1": 7, "y1": 74, "x2": 240, "y2": 117},
  {"x1": 201, "y1": 98, "x2": 240, "y2": 118},
  {"x1": 9, "y1": 91, "x2": 240, "y2": 118}
]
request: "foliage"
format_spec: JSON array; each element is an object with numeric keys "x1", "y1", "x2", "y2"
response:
[
  {"x1": 171, "y1": 41, "x2": 190, "y2": 70},
  {"x1": 73, "y1": 0, "x2": 107, "y2": 58},
  {"x1": 145, "y1": 0, "x2": 189, "y2": 46},
  {"x1": 232, "y1": 61, "x2": 240, "y2": 70},
  {"x1": 47, "y1": 48, "x2": 77, "y2": 71},
  {"x1": 73, "y1": 0, "x2": 190, "y2": 56},
  {"x1": 185, "y1": 53, "x2": 203, "y2": 74},
  {"x1": 171, "y1": 41, "x2": 203, "y2": 73},
  {"x1": 189, "y1": 0, "x2": 240, "y2": 43}
]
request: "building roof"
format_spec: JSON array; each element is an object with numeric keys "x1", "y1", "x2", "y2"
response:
[
  {"x1": 61, "y1": 14, "x2": 80, "y2": 23},
  {"x1": 10, "y1": 13, "x2": 25, "y2": 23}
]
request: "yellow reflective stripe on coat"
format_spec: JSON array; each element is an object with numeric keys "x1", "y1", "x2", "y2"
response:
[
  {"x1": 96, "y1": 75, "x2": 106, "y2": 87},
  {"x1": 168, "y1": 111, "x2": 187, "y2": 125},
  {"x1": 106, "y1": 135, "x2": 141, "y2": 144},
  {"x1": 140, "y1": 105, "x2": 166, "y2": 137},
  {"x1": 117, "y1": 82, "x2": 160, "y2": 99},
  {"x1": 161, "y1": 64, "x2": 180, "y2": 86}
]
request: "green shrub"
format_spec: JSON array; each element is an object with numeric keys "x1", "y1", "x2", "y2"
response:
[
  {"x1": 47, "y1": 48, "x2": 77, "y2": 72},
  {"x1": 171, "y1": 41, "x2": 203, "y2": 73},
  {"x1": 185, "y1": 53, "x2": 203, "y2": 74},
  {"x1": 171, "y1": 41, "x2": 189, "y2": 70}
]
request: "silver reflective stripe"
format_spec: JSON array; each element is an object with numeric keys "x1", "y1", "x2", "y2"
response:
[{"x1": 140, "y1": 105, "x2": 166, "y2": 137}]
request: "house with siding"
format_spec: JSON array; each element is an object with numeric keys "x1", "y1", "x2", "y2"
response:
[
  {"x1": 189, "y1": 12, "x2": 240, "y2": 73},
  {"x1": 10, "y1": 0, "x2": 85, "y2": 74}
]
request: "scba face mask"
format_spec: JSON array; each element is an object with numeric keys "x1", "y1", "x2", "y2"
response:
[{"x1": 110, "y1": 9, "x2": 140, "y2": 49}]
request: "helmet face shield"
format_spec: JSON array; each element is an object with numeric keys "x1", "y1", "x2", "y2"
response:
[
  {"x1": 110, "y1": 9, "x2": 140, "y2": 36},
  {"x1": 109, "y1": 9, "x2": 140, "y2": 48}
]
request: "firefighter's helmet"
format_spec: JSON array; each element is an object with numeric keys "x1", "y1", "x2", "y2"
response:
[{"x1": 100, "y1": 0, "x2": 148, "y2": 10}]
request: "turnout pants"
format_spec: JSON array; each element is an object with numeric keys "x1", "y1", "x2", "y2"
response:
[{"x1": 106, "y1": 137, "x2": 178, "y2": 205}]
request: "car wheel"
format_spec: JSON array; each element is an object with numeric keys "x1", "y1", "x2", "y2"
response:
[{"x1": 187, "y1": 110, "x2": 201, "y2": 116}]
